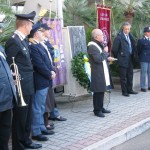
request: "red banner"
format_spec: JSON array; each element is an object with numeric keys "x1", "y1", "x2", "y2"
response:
[{"x1": 97, "y1": 6, "x2": 111, "y2": 52}]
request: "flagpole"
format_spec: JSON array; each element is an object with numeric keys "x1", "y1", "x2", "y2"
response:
[
  {"x1": 49, "y1": 0, "x2": 53, "y2": 19},
  {"x1": 102, "y1": 0, "x2": 105, "y2": 6}
]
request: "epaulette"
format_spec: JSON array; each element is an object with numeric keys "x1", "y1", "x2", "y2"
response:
[
  {"x1": 29, "y1": 38, "x2": 38, "y2": 45},
  {"x1": 12, "y1": 33, "x2": 16, "y2": 38}
]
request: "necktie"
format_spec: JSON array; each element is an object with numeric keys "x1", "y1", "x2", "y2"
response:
[{"x1": 126, "y1": 35, "x2": 132, "y2": 54}]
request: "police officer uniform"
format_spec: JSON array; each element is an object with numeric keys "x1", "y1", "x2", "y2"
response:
[
  {"x1": 137, "y1": 26, "x2": 150, "y2": 91},
  {"x1": 5, "y1": 11, "x2": 42, "y2": 149}
]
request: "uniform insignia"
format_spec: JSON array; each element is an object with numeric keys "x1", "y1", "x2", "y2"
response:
[
  {"x1": 12, "y1": 34, "x2": 15, "y2": 38},
  {"x1": 29, "y1": 38, "x2": 38, "y2": 44},
  {"x1": 23, "y1": 47, "x2": 26, "y2": 51}
]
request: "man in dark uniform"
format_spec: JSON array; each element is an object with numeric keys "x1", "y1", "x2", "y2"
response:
[
  {"x1": 112, "y1": 22, "x2": 138, "y2": 97},
  {"x1": 0, "y1": 24, "x2": 17, "y2": 150},
  {"x1": 29, "y1": 23, "x2": 55, "y2": 141},
  {"x1": 41, "y1": 23, "x2": 67, "y2": 126},
  {"x1": 5, "y1": 11, "x2": 42, "y2": 149},
  {"x1": 137, "y1": 26, "x2": 150, "y2": 92}
]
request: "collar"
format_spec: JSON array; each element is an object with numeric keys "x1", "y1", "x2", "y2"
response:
[
  {"x1": 33, "y1": 39, "x2": 40, "y2": 44},
  {"x1": 14, "y1": 30, "x2": 26, "y2": 41},
  {"x1": 123, "y1": 33, "x2": 129, "y2": 37},
  {"x1": 44, "y1": 37, "x2": 48, "y2": 41},
  {"x1": 144, "y1": 36, "x2": 149, "y2": 40}
]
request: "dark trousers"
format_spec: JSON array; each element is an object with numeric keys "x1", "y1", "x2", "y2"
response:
[
  {"x1": 119, "y1": 58, "x2": 133, "y2": 94},
  {"x1": 12, "y1": 95, "x2": 33, "y2": 150},
  {"x1": 93, "y1": 92, "x2": 104, "y2": 114},
  {"x1": 0, "y1": 109, "x2": 12, "y2": 150}
]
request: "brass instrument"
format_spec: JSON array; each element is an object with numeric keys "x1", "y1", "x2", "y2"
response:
[{"x1": 10, "y1": 57, "x2": 27, "y2": 107}]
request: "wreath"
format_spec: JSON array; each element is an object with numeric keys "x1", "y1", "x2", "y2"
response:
[{"x1": 71, "y1": 52, "x2": 90, "y2": 92}]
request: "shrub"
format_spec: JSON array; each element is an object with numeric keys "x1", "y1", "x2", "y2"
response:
[{"x1": 71, "y1": 52, "x2": 90, "y2": 92}]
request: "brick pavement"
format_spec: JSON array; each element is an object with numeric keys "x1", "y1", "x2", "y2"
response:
[{"x1": 9, "y1": 89, "x2": 150, "y2": 150}]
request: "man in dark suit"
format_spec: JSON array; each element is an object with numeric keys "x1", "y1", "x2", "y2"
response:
[
  {"x1": 0, "y1": 25, "x2": 17, "y2": 150},
  {"x1": 5, "y1": 11, "x2": 42, "y2": 149},
  {"x1": 112, "y1": 22, "x2": 138, "y2": 97},
  {"x1": 87, "y1": 29, "x2": 113, "y2": 117},
  {"x1": 29, "y1": 23, "x2": 55, "y2": 142},
  {"x1": 137, "y1": 26, "x2": 150, "y2": 92}
]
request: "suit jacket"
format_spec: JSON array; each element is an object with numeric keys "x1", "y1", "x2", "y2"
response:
[
  {"x1": 87, "y1": 40, "x2": 113, "y2": 92},
  {"x1": 29, "y1": 41, "x2": 53, "y2": 90},
  {"x1": 137, "y1": 36, "x2": 150, "y2": 62},
  {"x1": 5, "y1": 32, "x2": 34, "y2": 96},
  {"x1": 111, "y1": 31, "x2": 137, "y2": 68},
  {"x1": 0, "y1": 45, "x2": 17, "y2": 112}
]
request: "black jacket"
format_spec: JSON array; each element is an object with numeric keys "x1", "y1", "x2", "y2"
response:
[
  {"x1": 29, "y1": 41, "x2": 53, "y2": 90},
  {"x1": 87, "y1": 40, "x2": 113, "y2": 92},
  {"x1": 111, "y1": 31, "x2": 137, "y2": 68},
  {"x1": 5, "y1": 33, "x2": 34, "y2": 96},
  {"x1": 137, "y1": 36, "x2": 150, "y2": 62}
]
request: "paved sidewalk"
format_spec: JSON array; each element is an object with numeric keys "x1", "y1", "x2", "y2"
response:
[{"x1": 23, "y1": 89, "x2": 150, "y2": 150}]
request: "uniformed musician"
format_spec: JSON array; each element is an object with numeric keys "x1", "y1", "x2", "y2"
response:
[{"x1": 5, "y1": 11, "x2": 42, "y2": 150}]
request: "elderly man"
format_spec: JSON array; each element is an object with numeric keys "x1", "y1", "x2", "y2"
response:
[
  {"x1": 29, "y1": 23, "x2": 55, "y2": 142},
  {"x1": 40, "y1": 23, "x2": 67, "y2": 128},
  {"x1": 0, "y1": 24, "x2": 17, "y2": 150},
  {"x1": 137, "y1": 26, "x2": 150, "y2": 92},
  {"x1": 112, "y1": 22, "x2": 138, "y2": 97},
  {"x1": 5, "y1": 11, "x2": 42, "y2": 149},
  {"x1": 87, "y1": 29, "x2": 113, "y2": 118}
]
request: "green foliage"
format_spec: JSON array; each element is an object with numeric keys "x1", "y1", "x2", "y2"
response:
[
  {"x1": 71, "y1": 52, "x2": 90, "y2": 92},
  {"x1": 63, "y1": 0, "x2": 96, "y2": 28},
  {"x1": 0, "y1": 0, "x2": 15, "y2": 46},
  {"x1": 109, "y1": 62, "x2": 119, "y2": 77},
  {"x1": 85, "y1": 27, "x2": 93, "y2": 44}
]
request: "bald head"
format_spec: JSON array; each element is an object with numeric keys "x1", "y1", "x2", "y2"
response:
[{"x1": 92, "y1": 29, "x2": 104, "y2": 42}]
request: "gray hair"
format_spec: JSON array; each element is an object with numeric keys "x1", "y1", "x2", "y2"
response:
[
  {"x1": 122, "y1": 22, "x2": 131, "y2": 29},
  {"x1": 92, "y1": 29, "x2": 102, "y2": 39}
]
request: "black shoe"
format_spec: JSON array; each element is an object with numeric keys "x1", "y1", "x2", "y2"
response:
[
  {"x1": 49, "y1": 116, "x2": 67, "y2": 121},
  {"x1": 49, "y1": 122, "x2": 54, "y2": 127},
  {"x1": 41, "y1": 130, "x2": 54, "y2": 135},
  {"x1": 32, "y1": 134, "x2": 49, "y2": 141},
  {"x1": 141, "y1": 88, "x2": 146, "y2": 92},
  {"x1": 46, "y1": 124, "x2": 54, "y2": 130},
  {"x1": 128, "y1": 90, "x2": 138, "y2": 94},
  {"x1": 24, "y1": 142, "x2": 42, "y2": 149},
  {"x1": 95, "y1": 112, "x2": 105, "y2": 117},
  {"x1": 102, "y1": 108, "x2": 111, "y2": 113},
  {"x1": 122, "y1": 93, "x2": 130, "y2": 97}
]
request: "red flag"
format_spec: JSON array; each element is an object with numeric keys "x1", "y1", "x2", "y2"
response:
[{"x1": 97, "y1": 6, "x2": 111, "y2": 52}]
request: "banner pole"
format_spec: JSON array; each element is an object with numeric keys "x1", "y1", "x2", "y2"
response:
[
  {"x1": 49, "y1": 0, "x2": 53, "y2": 19},
  {"x1": 102, "y1": 0, "x2": 105, "y2": 6}
]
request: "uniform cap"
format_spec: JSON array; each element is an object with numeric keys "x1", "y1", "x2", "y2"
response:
[
  {"x1": 41, "y1": 23, "x2": 51, "y2": 30},
  {"x1": 15, "y1": 11, "x2": 36, "y2": 24},
  {"x1": 30, "y1": 22, "x2": 42, "y2": 36},
  {"x1": 144, "y1": 26, "x2": 150, "y2": 33}
]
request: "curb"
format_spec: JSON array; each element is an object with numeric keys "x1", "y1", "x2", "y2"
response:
[{"x1": 82, "y1": 117, "x2": 150, "y2": 150}]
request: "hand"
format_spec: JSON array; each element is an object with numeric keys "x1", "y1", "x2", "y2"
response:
[
  {"x1": 108, "y1": 57, "x2": 117, "y2": 62},
  {"x1": 51, "y1": 71, "x2": 56, "y2": 79},
  {"x1": 104, "y1": 46, "x2": 108, "y2": 52}
]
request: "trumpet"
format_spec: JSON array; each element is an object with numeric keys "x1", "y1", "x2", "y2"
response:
[{"x1": 10, "y1": 57, "x2": 27, "y2": 107}]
